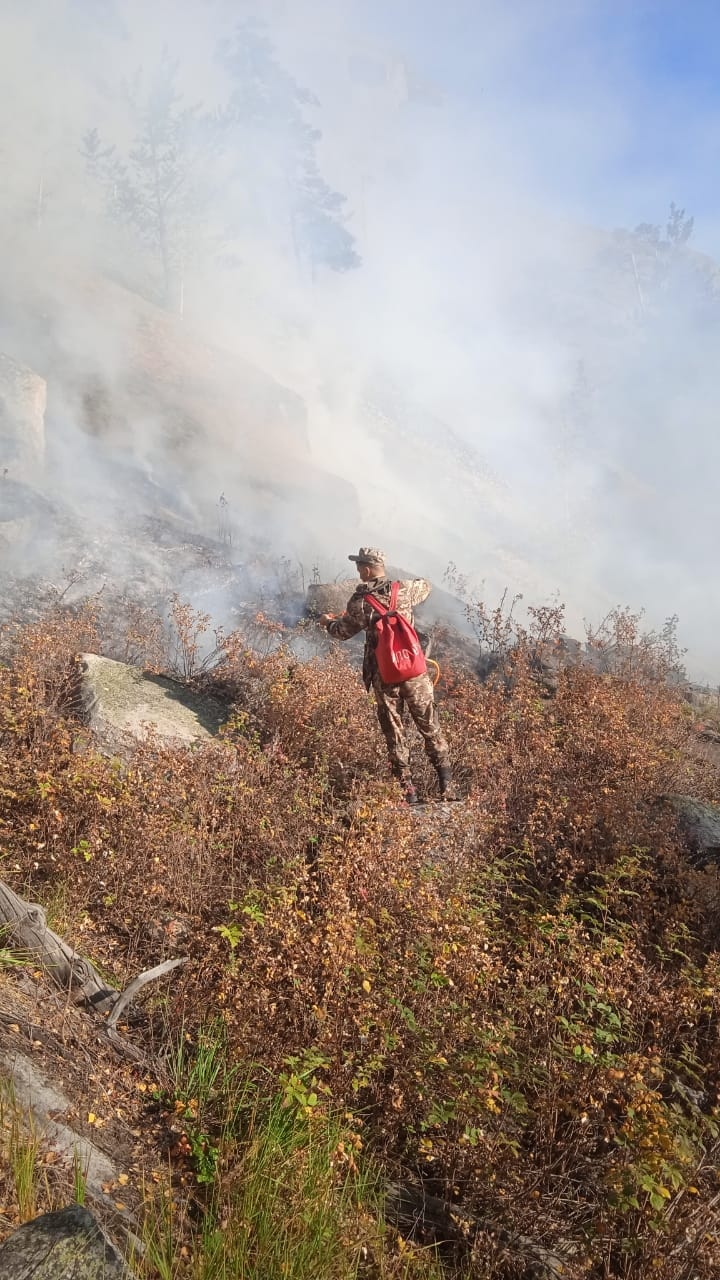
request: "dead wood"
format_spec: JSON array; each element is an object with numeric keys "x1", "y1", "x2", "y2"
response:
[
  {"x1": 0, "y1": 880, "x2": 117, "y2": 1012},
  {"x1": 0, "y1": 880, "x2": 188, "y2": 1054},
  {"x1": 106, "y1": 957, "x2": 188, "y2": 1030},
  {"x1": 386, "y1": 1180, "x2": 572, "y2": 1279}
]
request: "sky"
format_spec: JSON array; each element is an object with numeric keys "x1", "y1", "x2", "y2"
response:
[
  {"x1": 0, "y1": 0, "x2": 718, "y2": 679},
  {"x1": 268, "y1": 0, "x2": 719, "y2": 678},
  {"x1": 361, "y1": 0, "x2": 720, "y2": 244}
]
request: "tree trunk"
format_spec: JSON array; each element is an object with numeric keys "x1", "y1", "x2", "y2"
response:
[{"x1": 0, "y1": 880, "x2": 117, "y2": 1012}]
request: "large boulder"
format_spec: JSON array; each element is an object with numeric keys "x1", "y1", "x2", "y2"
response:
[
  {"x1": 685, "y1": 683, "x2": 720, "y2": 713},
  {"x1": 78, "y1": 653, "x2": 226, "y2": 751},
  {"x1": 659, "y1": 795, "x2": 720, "y2": 866},
  {"x1": 305, "y1": 580, "x2": 356, "y2": 617},
  {"x1": 0, "y1": 1205, "x2": 134, "y2": 1279},
  {"x1": 0, "y1": 352, "x2": 45, "y2": 481}
]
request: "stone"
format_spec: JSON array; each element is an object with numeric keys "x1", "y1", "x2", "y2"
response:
[
  {"x1": 0, "y1": 1053, "x2": 121, "y2": 1197},
  {"x1": 0, "y1": 479, "x2": 58, "y2": 553},
  {"x1": 305, "y1": 581, "x2": 357, "y2": 618},
  {"x1": 659, "y1": 795, "x2": 720, "y2": 866},
  {"x1": 0, "y1": 352, "x2": 46, "y2": 481},
  {"x1": 78, "y1": 653, "x2": 226, "y2": 751},
  {"x1": 0, "y1": 1204, "x2": 135, "y2": 1279}
]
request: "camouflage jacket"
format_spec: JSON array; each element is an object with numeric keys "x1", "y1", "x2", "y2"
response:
[{"x1": 326, "y1": 577, "x2": 431, "y2": 687}]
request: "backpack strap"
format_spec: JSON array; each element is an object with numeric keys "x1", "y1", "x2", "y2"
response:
[{"x1": 365, "y1": 582, "x2": 400, "y2": 618}]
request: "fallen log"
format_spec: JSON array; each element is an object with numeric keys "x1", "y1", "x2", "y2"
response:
[
  {"x1": 0, "y1": 879, "x2": 188, "y2": 1045},
  {"x1": 0, "y1": 880, "x2": 117, "y2": 1012}
]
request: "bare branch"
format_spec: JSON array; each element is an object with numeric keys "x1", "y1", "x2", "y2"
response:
[{"x1": 105, "y1": 957, "x2": 189, "y2": 1031}]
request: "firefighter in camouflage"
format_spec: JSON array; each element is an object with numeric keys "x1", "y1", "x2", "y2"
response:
[{"x1": 320, "y1": 548, "x2": 455, "y2": 804}]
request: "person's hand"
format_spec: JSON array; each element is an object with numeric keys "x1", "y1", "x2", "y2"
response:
[{"x1": 319, "y1": 613, "x2": 336, "y2": 627}]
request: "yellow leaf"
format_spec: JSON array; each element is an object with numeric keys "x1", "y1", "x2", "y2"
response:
[
  {"x1": 117, "y1": 1174, "x2": 129, "y2": 1186},
  {"x1": 87, "y1": 1112, "x2": 96, "y2": 1125},
  {"x1": 362, "y1": 979, "x2": 371, "y2": 993}
]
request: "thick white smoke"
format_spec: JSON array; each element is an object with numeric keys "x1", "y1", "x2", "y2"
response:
[{"x1": 0, "y1": 0, "x2": 716, "y2": 677}]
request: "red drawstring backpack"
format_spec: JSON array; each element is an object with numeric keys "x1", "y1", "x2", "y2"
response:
[{"x1": 364, "y1": 582, "x2": 427, "y2": 685}]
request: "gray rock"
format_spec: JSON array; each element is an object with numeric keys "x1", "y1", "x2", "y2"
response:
[
  {"x1": 0, "y1": 1204, "x2": 134, "y2": 1279},
  {"x1": 0, "y1": 479, "x2": 59, "y2": 554},
  {"x1": 0, "y1": 1052, "x2": 122, "y2": 1199},
  {"x1": 685, "y1": 683, "x2": 720, "y2": 712},
  {"x1": 660, "y1": 795, "x2": 720, "y2": 866},
  {"x1": 78, "y1": 653, "x2": 226, "y2": 751},
  {"x1": 0, "y1": 352, "x2": 45, "y2": 482},
  {"x1": 305, "y1": 581, "x2": 356, "y2": 617}
]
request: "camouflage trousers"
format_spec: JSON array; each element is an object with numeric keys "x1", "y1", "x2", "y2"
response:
[{"x1": 371, "y1": 672, "x2": 450, "y2": 778}]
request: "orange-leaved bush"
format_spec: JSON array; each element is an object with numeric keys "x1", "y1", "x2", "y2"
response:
[{"x1": 1, "y1": 600, "x2": 720, "y2": 1277}]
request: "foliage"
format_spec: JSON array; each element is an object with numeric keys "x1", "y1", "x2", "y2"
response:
[
  {"x1": 218, "y1": 20, "x2": 361, "y2": 275},
  {"x1": 82, "y1": 22, "x2": 360, "y2": 307},
  {"x1": 144, "y1": 1047, "x2": 416, "y2": 1280},
  {"x1": 0, "y1": 1078, "x2": 46, "y2": 1225},
  {"x1": 0, "y1": 598, "x2": 719, "y2": 1275},
  {"x1": 611, "y1": 201, "x2": 698, "y2": 318},
  {"x1": 634, "y1": 202, "x2": 695, "y2": 250},
  {"x1": 82, "y1": 54, "x2": 220, "y2": 309}
]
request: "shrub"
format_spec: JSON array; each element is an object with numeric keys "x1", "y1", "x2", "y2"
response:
[{"x1": 1, "y1": 600, "x2": 719, "y2": 1276}]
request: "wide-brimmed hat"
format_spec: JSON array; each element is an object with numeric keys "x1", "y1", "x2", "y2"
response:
[{"x1": 348, "y1": 547, "x2": 386, "y2": 566}]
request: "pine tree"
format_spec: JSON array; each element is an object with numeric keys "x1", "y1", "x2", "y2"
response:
[
  {"x1": 218, "y1": 21, "x2": 360, "y2": 275},
  {"x1": 82, "y1": 54, "x2": 220, "y2": 311}
]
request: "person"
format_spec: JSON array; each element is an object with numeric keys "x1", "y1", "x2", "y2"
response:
[{"x1": 320, "y1": 548, "x2": 455, "y2": 805}]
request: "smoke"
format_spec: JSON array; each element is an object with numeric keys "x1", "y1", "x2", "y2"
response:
[{"x1": 0, "y1": 0, "x2": 717, "y2": 678}]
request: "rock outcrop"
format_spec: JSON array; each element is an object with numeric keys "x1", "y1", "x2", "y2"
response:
[
  {"x1": 0, "y1": 1205, "x2": 134, "y2": 1279},
  {"x1": 1, "y1": 261, "x2": 361, "y2": 545},
  {"x1": 305, "y1": 580, "x2": 357, "y2": 617},
  {"x1": 0, "y1": 1053, "x2": 122, "y2": 1200},
  {"x1": 659, "y1": 795, "x2": 720, "y2": 866},
  {"x1": 0, "y1": 352, "x2": 46, "y2": 481},
  {"x1": 78, "y1": 653, "x2": 226, "y2": 751}
]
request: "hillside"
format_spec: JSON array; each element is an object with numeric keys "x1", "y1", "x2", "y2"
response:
[
  {"x1": 0, "y1": 593, "x2": 719, "y2": 1277},
  {"x1": 0, "y1": 251, "x2": 361, "y2": 565}
]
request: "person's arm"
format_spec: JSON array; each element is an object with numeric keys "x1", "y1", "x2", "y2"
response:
[
  {"x1": 407, "y1": 578, "x2": 432, "y2": 608},
  {"x1": 321, "y1": 594, "x2": 366, "y2": 640}
]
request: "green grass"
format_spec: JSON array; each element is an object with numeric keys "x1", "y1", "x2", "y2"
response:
[
  {"x1": 0, "y1": 1078, "x2": 44, "y2": 1223},
  {"x1": 141, "y1": 1024, "x2": 443, "y2": 1280},
  {"x1": 72, "y1": 1146, "x2": 88, "y2": 1207}
]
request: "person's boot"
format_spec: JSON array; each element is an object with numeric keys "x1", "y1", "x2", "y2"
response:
[
  {"x1": 436, "y1": 764, "x2": 458, "y2": 801},
  {"x1": 393, "y1": 767, "x2": 418, "y2": 806},
  {"x1": 389, "y1": 762, "x2": 417, "y2": 803},
  {"x1": 403, "y1": 780, "x2": 419, "y2": 806}
]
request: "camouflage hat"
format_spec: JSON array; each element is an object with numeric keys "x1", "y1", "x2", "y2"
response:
[{"x1": 348, "y1": 547, "x2": 386, "y2": 566}]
